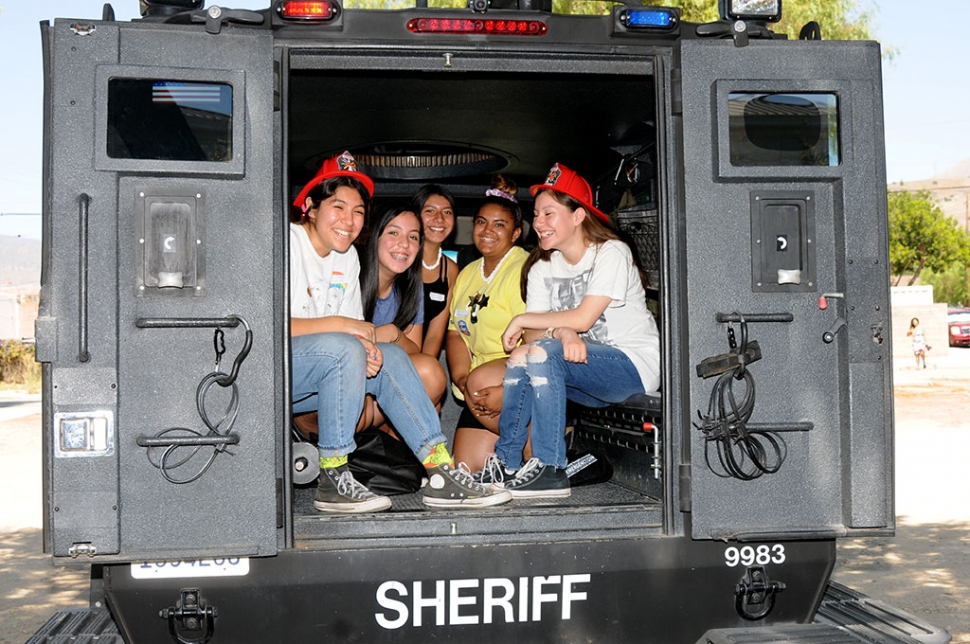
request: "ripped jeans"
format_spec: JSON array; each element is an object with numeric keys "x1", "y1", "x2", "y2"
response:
[{"x1": 494, "y1": 338, "x2": 644, "y2": 469}]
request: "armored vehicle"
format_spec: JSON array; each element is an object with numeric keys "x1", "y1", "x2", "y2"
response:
[{"x1": 32, "y1": 0, "x2": 949, "y2": 641}]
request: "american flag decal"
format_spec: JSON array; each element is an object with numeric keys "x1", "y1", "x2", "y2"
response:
[{"x1": 152, "y1": 82, "x2": 224, "y2": 106}]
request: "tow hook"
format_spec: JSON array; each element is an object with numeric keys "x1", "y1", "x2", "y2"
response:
[
  {"x1": 734, "y1": 566, "x2": 785, "y2": 620},
  {"x1": 161, "y1": 589, "x2": 217, "y2": 644}
]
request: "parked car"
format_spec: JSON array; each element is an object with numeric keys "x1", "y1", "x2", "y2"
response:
[{"x1": 948, "y1": 309, "x2": 970, "y2": 347}]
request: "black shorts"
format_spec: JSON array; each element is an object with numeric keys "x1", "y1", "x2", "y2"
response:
[{"x1": 456, "y1": 401, "x2": 488, "y2": 432}]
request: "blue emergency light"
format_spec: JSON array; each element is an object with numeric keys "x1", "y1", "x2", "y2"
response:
[{"x1": 619, "y1": 8, "x2": 678, "y2": 30}]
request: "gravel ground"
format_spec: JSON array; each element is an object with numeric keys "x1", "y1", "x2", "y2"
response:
[{"x1": 2, "y1": 349, "x2": 969, "y2": 642}]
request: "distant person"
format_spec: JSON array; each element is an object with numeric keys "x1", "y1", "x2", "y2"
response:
[{"x1": 907, "y1": 317, "x2": 928, "y2": 369}]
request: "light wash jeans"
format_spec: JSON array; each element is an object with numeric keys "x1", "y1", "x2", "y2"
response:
[
  {"x1": 291, "y1": 332, "x2": 446, "y2": 461},
  {"x1": 495, "y1": 338, "x2": 644, "y2": 469}
]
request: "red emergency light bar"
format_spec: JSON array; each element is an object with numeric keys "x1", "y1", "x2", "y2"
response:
[
  {"x1": 406, "y1": 17, "x2": 548, "y2": 36},
  {"x1": 278, "y1": 0, "x2": 338, "y2": 20}
]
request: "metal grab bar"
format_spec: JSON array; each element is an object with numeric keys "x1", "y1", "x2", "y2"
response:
[
  {"x1": 715, "y1": 312, "x2": 794, "y2": 324},
  {"x1": 135, "y1": 317, "x2": 241, "y2": 329},
  {"x1": 136, "y1": 434, "x2": 240, "y2": 448},
  {"x1": 135, "y1": 316, "x2": 252, "y2": 387},
  {"x1": 78, "y1": 194, "x2": 90, "y2": 362}
]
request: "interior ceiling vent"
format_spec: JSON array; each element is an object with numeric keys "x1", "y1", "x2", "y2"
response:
[{"x1": 348, "y1": 144, "x2": 508, "y2": 180}]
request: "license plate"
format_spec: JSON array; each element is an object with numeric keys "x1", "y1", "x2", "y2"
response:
[{"x1": 130, "y1": 557, "x2": 250, "y2": 579}]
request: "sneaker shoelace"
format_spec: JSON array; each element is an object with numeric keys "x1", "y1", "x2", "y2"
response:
[
  {"x1": 335, "y1": 470, "x2": 373, "y2": 499},
  {"x1": 478, "y1": 454, "x2": 506, "y2": 484},
  {"x1": 451, "y1": 462, "x2": 485, "y2": 490},
  {"x1": 512, "y1": 458, "x2": 542, "y2": 483}
]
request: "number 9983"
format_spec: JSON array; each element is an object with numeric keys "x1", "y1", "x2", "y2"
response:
[{"x1": 724, "y1": 544, "x2": 786, "y2": 567}]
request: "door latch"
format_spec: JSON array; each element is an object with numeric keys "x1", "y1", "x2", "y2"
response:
[
  {"x1": 161, "y1": 588, "x2": 217, "y2": 644},
  {"x1": 819, "y1": 292, "x2": 846, "y2": 344},
  {"x1": 735, "y1": 566, "x2": 786, "y2": 620}
]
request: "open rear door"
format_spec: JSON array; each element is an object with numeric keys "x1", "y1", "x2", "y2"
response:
[
  {"x1": 678, "y1": 38, "x2": 893, "y2": 540},
  {"x1": 39, "y1": 16, "x2": 281, "y2": 562}
]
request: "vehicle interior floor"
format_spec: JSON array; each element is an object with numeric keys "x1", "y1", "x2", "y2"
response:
[{"x1": 291, "y1": 480, "x2": 665, "y2": 547}]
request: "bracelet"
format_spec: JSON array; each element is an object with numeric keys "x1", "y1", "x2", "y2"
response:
[
  {"x1": 544, "y1": 327, "x2": 556, "y2": 339},
  {"x1": 392, "y1": 328, "x2": 403, "y2": 344}
]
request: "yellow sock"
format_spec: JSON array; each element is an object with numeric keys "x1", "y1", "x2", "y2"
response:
[
  {"x1": 422, "y1": 443, "x2": 453, "y2": 468},
  {"x1": 320, "y1": 455, "x2": 348, "y2": 469}
]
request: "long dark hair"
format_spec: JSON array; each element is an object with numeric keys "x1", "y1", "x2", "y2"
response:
[
  {"x1": 291, "y1": 176, "x2": 371, "y2": 223},
  {"x1": 521, "y1": 190, "x2": 644, "y2": 300},
  {"x1": 360, "y1": 204, "x2": 424, "y2": 330}
]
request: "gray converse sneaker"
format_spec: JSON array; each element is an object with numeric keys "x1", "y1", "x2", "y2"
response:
[
  {"x1": 502, "y1": 458, "x2": 571, "y2": 499},
  {"x1": 423, "y1": 463, "x2": 512, "y2": 508},
  {"x1": 314, "y1": 465, "x2": 392, "y2": 513},
  {"x1": 472, "y1": 453, "x2": 515, "y2": 490}
]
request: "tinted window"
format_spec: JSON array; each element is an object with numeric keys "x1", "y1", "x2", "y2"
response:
[
  {"x1": 729, "y1": 92, "x2": 839, "y2": 167},
  {"x1": 107, "y1": 79, "x2": 232, "y2": 162}
]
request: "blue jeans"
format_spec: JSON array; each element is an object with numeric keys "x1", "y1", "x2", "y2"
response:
[
  {"x1": 495, "y1": 339, "x2": 645, "y2": 469},
  {"x1": 291, "y1": 332, "x2": 446, "y2": 461}
]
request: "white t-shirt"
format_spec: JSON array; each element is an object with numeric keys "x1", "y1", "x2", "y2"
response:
[
  {"x1": 526, "y1": 239, "x2": 660, "y2": 392},
  {"x1": 289, "y1": 223, "x2": 363, "y2": 320}
]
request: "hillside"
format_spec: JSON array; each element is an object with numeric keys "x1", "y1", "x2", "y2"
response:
[
  {"x1": 0, "y1": 236, "x2": 41, "y2": 287},
  {"x1": 935, "y1": 157, "x2": 970, "y2": 180}
]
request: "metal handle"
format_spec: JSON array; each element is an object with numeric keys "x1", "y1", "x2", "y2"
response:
[
  {"x1": 744, "y1": 422, "x2": 813, "y2": 433},
  {"x1": 715, "y1": 312, "x2": 794, "y2": 323},
  {"x1": 77, "y1": 194, "x2": 90, "y2": 363},
  {"x1": 135, "y1": 317, "x2": 242, "y2": 329},
  {"x1": 137, "y1": 434, "x2": 240, "y2": 448},
  {"x1": 136, "y1": 316, "x2": 252, "y2": 387}
]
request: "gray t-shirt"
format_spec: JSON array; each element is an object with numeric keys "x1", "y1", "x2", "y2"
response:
[{"x1": 526, "y1": 239, "x2": 660, "y2": 392}]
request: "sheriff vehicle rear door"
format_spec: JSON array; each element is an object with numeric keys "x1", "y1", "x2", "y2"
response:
[
  {"x1": 39, "y1": 14, "x2": 281, "y2": 562},
  {"x1": 677, "y1": 37, "x2": 893, "y2": 540}
]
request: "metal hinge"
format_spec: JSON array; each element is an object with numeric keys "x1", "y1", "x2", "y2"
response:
[
  {"x1": 68, "y1": 542, "x2": 97, "y2": 558},
  {"x1": 670, "y1": 67, "x2": 682, "y2": 116},
  {"x1": 161, "y1": 589, "x2": 217, "y2": 644},
  {"x1": 69, "y1": 23, "x2": 97, "y2": 36},
  {"x1": 678, "y1": 463, "x2": 691, "y2": 512},
  {"x1": 735, "y1": 566, "x2": 786, "y2": 620}
]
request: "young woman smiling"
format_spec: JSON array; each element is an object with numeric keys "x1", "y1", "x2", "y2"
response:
[
  {"x1": 446, "y1": 175, "x2": 529, "y2": 471},
  {"x1": 360, "y1": 204, "x2": 448, "y2": 420},
  {"x1": 413, "y1": 185, "x2": 460, "y2": 360}
]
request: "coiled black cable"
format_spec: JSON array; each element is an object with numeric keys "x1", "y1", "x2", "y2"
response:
[
  {"x1": 694, "y1": 315, "x2": 786, "y2": 480},
  {"x1": 145, "y1": 316, "x2": 252, "y2": 484}
]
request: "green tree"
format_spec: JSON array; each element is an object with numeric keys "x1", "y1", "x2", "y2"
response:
[
  {"x1": 889, "y1": 189, "x2": 967, "y2": 286},
  {"x1": 921, "y1": 261, "x2": 970, "y2": 308},
  {"x1": 649, "y1": 0, "x2": 879, "y2": 40}
]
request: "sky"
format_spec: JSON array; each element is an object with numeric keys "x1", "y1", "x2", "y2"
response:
[{"x1": 1, "y1": 0, "x2": 968, "y2": 240}]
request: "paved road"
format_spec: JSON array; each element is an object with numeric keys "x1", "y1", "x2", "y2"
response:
[{"x1": 2, "y1": 352, "x2": 969, "y2": 642}]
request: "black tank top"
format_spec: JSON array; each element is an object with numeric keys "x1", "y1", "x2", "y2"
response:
[{"x1": 422, "y1": 261, "x2": 450, "y2": 339}]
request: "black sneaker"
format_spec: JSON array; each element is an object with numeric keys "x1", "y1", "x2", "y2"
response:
[
  {"x1": 471, "y1": 453, "x2": 515, "y2": 490},
  {"x1": 423, "y1": 463, "x2": 512, "y2": 508},
  {"x1": 314, "y1": 465, "x2": 392, "y2": 513},
  {"x1": 503, "y1": 458, "x2": 571, "y2": 498}
]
